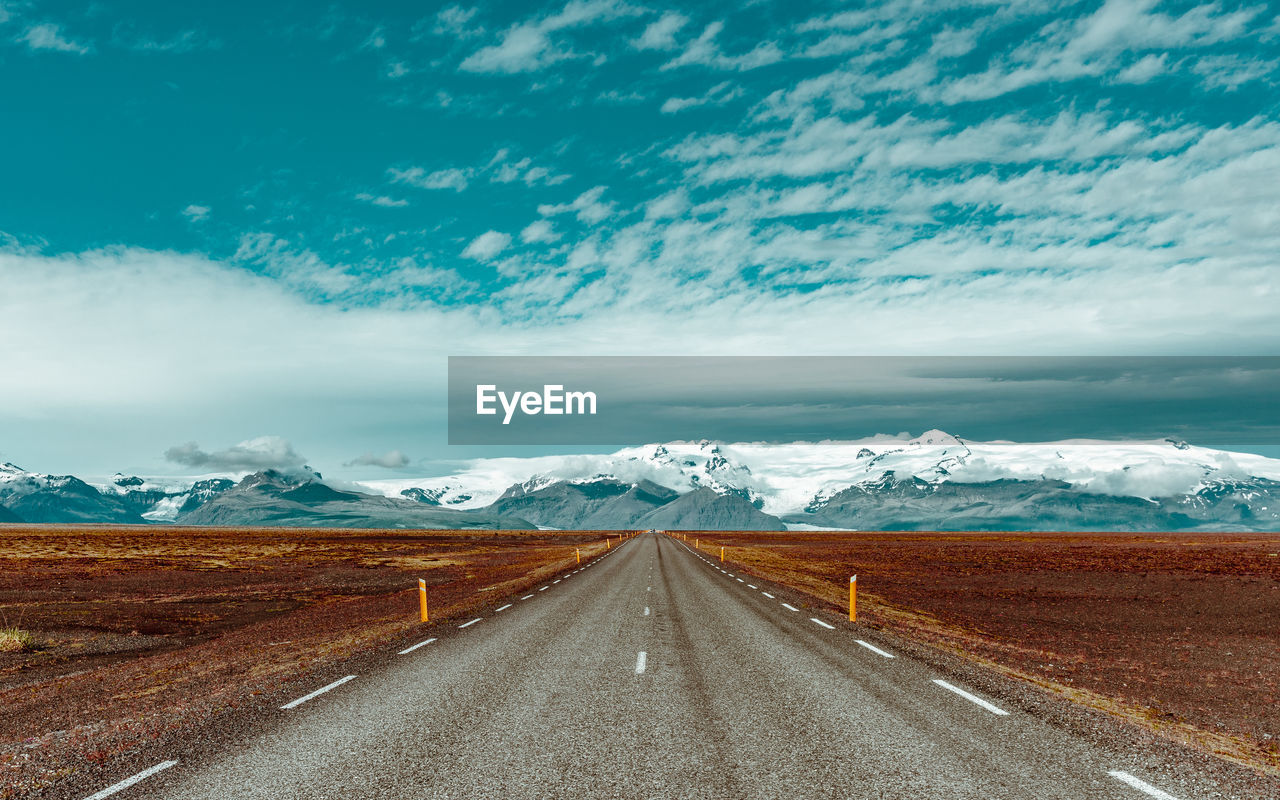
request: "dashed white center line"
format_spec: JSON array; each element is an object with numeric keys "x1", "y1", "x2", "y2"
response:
[
  {"x1": 644, "y1": 606, "x2": 650, "y2": 616},
  {"x1": 539, "y1": 586, "x2": 549, "y2": 591},
  {"x1": 762, "y1": 592, "x2": 775, "y2": 599},
  {"x1": 553, "y1": 579, "x2": 561, "y2": 584},
  {"x1": 855, "y1": 640, "x2": 895, "y2": 658},
  {"x1": 647, "y1": 586, "x2": 652, "y2": 591},
  {"x1": 747, "y1": 584, "x2": 757, "y2": 589},
  {"x1": 781, "y1": 603, "x2": 799, "y2": 612},
  {"x1": 495, "y1": 604, "x2": 512, "y2": 612},
  {"x1": 1107, "y1": 771, "x2": 1184, "y2": 800},
  {"x1": 281, "y1": 675, "x2": 357, "y2": 710},
  {"x1": 398, "y1": 637, "x2": 437, "y2": 655},
  {"x1": 82, "y1": 759, "x2": 179, "y2": 800},
  {"x1": 521, "y1": 594, "x2": 534, "y2": 600},
  {"x1": 932, "y1": 679, "x2": 1010, "y2": 716},
  {"x1": 458, "y1": 618, "x2": 483, "y2": 628},
  {"x1": 635, "y1": 651, "x2": 647, "y2": 674},
  {"x1": 736, "y1": 578, "x2": 745, "y2": 583},
  {"x1": 810, "y1": 618, "x2": 835, "y2": 629}
]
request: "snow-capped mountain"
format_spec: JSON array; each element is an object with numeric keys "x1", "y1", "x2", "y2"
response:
[
  {"x1": 358, "y1": 432, "x2": 1280, "y2": 517},
  {"x1": 4, "y1": 433, "x2": 1279, "y2": 530}
]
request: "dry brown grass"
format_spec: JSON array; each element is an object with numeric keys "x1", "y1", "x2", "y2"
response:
[
  {"x1": 0, "y1": 629, "x2": 38, "y2": 653},
  {"x1": 677, "y1": 529, "x2": 1280, "y2": 776},
  {"x1": 0, "y1": 525, "x2": 629, "y2": 799}
]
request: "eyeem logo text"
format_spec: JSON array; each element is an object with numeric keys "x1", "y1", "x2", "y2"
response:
[{"x1": 476, "y1": 384, "x2": 598, "y2": 425}]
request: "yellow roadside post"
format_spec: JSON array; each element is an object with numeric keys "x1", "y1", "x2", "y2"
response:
[
  {"x1": 576, "y1": 548, "x2": 581, "y2": 564},
  {"x1": 720, "y1": 546, "x2": 725, "y2": 562},
  {"x1": 849, "y1": 575, "x2": 857, "y2": 622},
  {"x1": 418, "y1": 578, "x2": 429, "y2": 623},
  {"x1": 606, "y1": 538, "x2": 611, "y2": 549}
]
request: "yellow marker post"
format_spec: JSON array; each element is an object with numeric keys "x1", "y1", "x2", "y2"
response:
[
  {"x1": 418, "y1": 578, "x2": 429, "y2": 623},
  {"x1": 606, "y1": 538, "x2": 611, "y2": 549},
  {"x1": 720, "y1": 546, "x2": 725, "y2": 562},
  {"x1": 576, "y1": 548, "x2": 581, "y2": 564},
  {"x1": 849, "y1": 575, "x2": 857, "y2": 623}
]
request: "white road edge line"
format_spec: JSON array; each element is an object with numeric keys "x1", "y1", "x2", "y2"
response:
[
  {"x1": 855, "y1": 640, "x2": 895, "y2": 658},
  {"x1": 539, "y1": 586, "x2": 549, "y2": 591},
  {"x1": 398, "y1": 637, "x2": 437, "y2": 655},
  {"x1": 281, "y1": 675, "x2": 356, "y2": 710},
  {"x1": 1107, "y1": 771, "x2": 1184, "y2": 800},
  {"x1": 459, "y1": 618, "x2": 483, "y2": 628},
  {"x1": 762, "y1": 592, "x2": 775, "y2": 599},
  {"x1": 810, "y1": 618, "x2": 835, "y2": 629},
  {"x1": 495, "y1": 604, "x2": 512, "y2": 612},
  {"x1": 932, "y1": 679, "x2": 1010, "y2": 716},
  {"x1": 781, "y1": 602, "x2": 799, "y2": 611},
  {"x1": 747, "y1": 584, "x2": 757, "y2": 589},
  {"x1": 552, "y1": 579, "x2": 561, "y2": 584},
  {"x1": 635, "y1": 651, "x2": 647, "y2": 674},
  {"x1": 521, "y1": 594, "x2": 534, "y2": 600},
  {"x1": 82, "y1": 760, "x2": 180, "y2": 800}
]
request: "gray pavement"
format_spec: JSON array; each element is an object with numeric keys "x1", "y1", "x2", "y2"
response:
[{"x1": 99, "y1": 531, "x2": 1227, "y2": 800}]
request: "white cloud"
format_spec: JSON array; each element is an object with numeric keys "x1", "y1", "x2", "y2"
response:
[
  {"x1": 660, "y1": 80, "x2": 742, "y2": 113},
  {"x1": 1192, "y1": 54, "x2": 1278, "y2": 90},
  {"x1": 355, "y1": 192, "x2": 409, "y2": 207},
  {"x1": 633, "y1": 11, "x2": 687, "y2": 50},
  {"x1": 21, "y1": 23, "x2": 91, "y2": 54},
  {"x1": 432, "y1": 5, "x2": 482, "y2": 38},
  {"x1": 936, "y1": 0, "x2": 1265, "y2": 103},
  {"x1": 520, "y1": 219, "x2": 559, "y2": 244},
  {"x1": 488, "y1": 148, "x2": 571, "y2": 185},
  {"x1": 1114, "y1": 52, "x2": 1168, "y2": 83},
  {"x1": 389, "y1": 166, "x2": 471, "y2": 191},
  {"x1": 462, "y1": 230, "x2": 512, "y2": 260},
  {"x1": 182, "y1": 204, "x2": 210, "y2": 222},
  {"x1": 460, "y1": 0, "x2": 639, "y2": 74},
  {"x1": 112, "y1": 26, "x2": 221, "y2": 53},
  {"x1": 661, "y1": 21, "x2": 783, "y2": 71},
  {"x1": 538, "y1": 186, "x2": 613, "y2": 224}
]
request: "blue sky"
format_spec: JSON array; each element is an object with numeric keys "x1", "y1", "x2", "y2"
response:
[{"x1": 2, "y1": 0, "x2": 1279, "y2": 478}]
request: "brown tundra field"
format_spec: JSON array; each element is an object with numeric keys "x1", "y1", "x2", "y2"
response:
[
  {"x1": 684, "y1": 530, "x2": 1280, "y2": 776},
  {"x1": 1, "y1": 526, "x2": 1278, "y2": 798},
  {"x1": 0, "y1": 525, "x2": 615, "y2": 799}
]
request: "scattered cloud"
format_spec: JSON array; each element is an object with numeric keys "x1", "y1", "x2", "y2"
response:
[
  {"x1": 165, "y1": 436, "x2": 308, "y2": 473},
  {"x1": 181, "y1": 204, "x2": 210, "y2": 222},
  {"x1": 462, "y1": 230, "x2": 512, "y2": 260},
  {"x1": 633, "y1": 11, "x2": 687, "y2": 50},
  {"x1": 520, "y1": 219, "x2": 559, "y2": 244},
  {"x1": 111, "y1": 25, "x2": 221, "y2": 53},
  {"x1": 431, "y1": 5, "x2": 483, "y2": 38},
  {"x1": 660, "y1": 80, "x2": 742, "y2": 113},
  {"x1": 355, "y1": 192, "x2": 409, "y2": 207},
  {"x1": 661, "y1": 21, "x2": 782, "y2": 71},
  {"x1": 389, "y1": 166, "x2": 471, "y2": 191},
  {"x1": 460, "y1": 0, "x2": 640, "y2": 74},
  {"x1": 21, "y1": 23, "x2": 91, "y2": 55},
  {"x1": 537, "y1": 186, "x2": 613, "y2": 224},
  {"x1": 345, "y1": 449, "x2": 411, "y2": 469}
]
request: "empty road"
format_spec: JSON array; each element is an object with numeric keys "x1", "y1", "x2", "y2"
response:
[{"x1": 90, "y1": 531, "x2": 1224, "y2": 799}]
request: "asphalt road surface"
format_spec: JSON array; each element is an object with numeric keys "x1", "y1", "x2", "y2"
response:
[{"x1": 94, "y1": 531, "x2": 1221, "y2": 800}]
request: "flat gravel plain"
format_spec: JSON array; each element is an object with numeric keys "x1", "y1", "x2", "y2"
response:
[{"x1": 76, "y1": 532, "x2": 1257, "y2": 800}]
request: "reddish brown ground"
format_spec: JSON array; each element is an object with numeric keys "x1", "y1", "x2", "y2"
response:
[
  {"x1": 677, "y1": 530, "x2": 1280, "y2": 775},
  {"x1": 0, "y1": 526, "x2": 621, "y2": 799}
]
